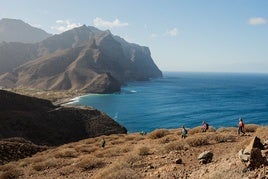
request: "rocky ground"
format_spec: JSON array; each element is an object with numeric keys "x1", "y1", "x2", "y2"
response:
[{"x1": 0, "y1": 125, "x2": 267, "y2": 179}]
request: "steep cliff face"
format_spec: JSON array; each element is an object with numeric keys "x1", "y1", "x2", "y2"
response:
[
  {"x1": 0, "y1": 90, "x2": 127, "y2": 146},
  {"x1": 0, "y1": 22, "x2": 162, "y2": 93}
]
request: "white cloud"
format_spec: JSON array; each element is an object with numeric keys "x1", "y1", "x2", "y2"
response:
[
  {"x1": 248, "y1": 17, "x2": 267, "y2": 25},
  {"x1": 165, "y1": 28, "x2": 179, "y2": 37},
  {"x1": 93, "y1": 17, "x2": 129, "y2": 28},
  {"x1": 51, "y1": 20, "x2": 82, "y2": 32}
]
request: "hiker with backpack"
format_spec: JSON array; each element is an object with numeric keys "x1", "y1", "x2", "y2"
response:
[
  {"x1": 202, "y1": 121, "x2": 209, "y2": 132},
  {"x1": 238, "y1": 118, "x2": 245, "y2": 135},
  {"x1": 181, "y1": 125, "x2": 188, "y2": 139}
]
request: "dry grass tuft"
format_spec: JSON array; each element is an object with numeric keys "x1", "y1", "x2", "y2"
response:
[
  {"x1": 76, "y1": 157, "x2": 105, "y2": 171},
  {"x1": 158, "y1": 135, "x2": 178, "y2": 144},
  {"x1": 163, "y1": 141, "x2": 188, "y2": 153},
  {"x1": 254, "y1": 126, "x2": 268, "y2": 141},
  {"x1": 54, "y1": 148, "x2": 77, "y2": 158},
  {"x1": 94, "y1": 158, "x2": 133, "y2": 179},
  {"x1": 185, "y1": 135, "x2": 209, "y2": 147},
  {"x1": 76, "y1": 145, "x2": 98, "y2": 154},
  {"x1": 217, "y1": 127, "x2": 237, "y2": 133},
  {"x1": 211, "y1": 133, "x2": 236, "y2": 143},
  {"x1": 32, "y1": 158, "x2": 57, "y2": 171},
  {"x1": 95, "y1": 147, "x2": 121, "y2": 158},
  {"x1": 0, "y1": 163, "x2": 17, "y2": 172},
  {"x1": 137, "y1": 146, "x2": 150, "y2": 156},
  {"x1": 0, "y1": 168, "x2": 23, "y2": 179},
  {"x1": 148, "y1": 129, "x2": 170, "y2": 139},
  {"x1": 207, "y1": 126, "x2": 216, "y2": 132},
  {"x1": 188, "y1": 126, "x2": 202, "y2": 135},
  {"x1": 244, "y1": 124, "x2": 260, "y2": 132},
  {"x1": 101, "y1": 168, "x2": 138, "y2": 179}
]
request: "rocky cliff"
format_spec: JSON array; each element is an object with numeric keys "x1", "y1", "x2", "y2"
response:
[
  {"x1": 0, "y1": 21, "x2": 162, "y2": 93},
  {"x1": 0, "y1": 90, "x2": 127, "y2": 146}
]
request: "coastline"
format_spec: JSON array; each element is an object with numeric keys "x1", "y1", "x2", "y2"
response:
[{"x1": 3, "y1": 88, "x2": 87, "y2": 106}]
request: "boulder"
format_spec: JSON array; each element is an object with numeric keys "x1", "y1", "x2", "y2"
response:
[
  {"x1": 238, "y1": 136, "x2": 267, "y2": 169},
  {"x1": 248, "y1": 148, "x2": 266, "y2": 169},
  {"x1": 244, "y1": 136, "x2": 264, "y2": 154},
  {"x1": 238, "y1": 149, "x2": 250, "y2": 162},
  {"x1": 198, "y1": 151, "x2": 213, "y2": 164}
]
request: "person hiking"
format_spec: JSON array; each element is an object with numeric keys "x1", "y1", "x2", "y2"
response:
[
  {"x1": 238, "y1": 118, "x2": 245, "y2": 135},
  {"x1": 181, "y1": 125, "x2": 188, "y2": 139},
  {"x1": 101, "y1": 138, "x2": 106, "y2": 148},
  {"x1": 202, "y1": 121, "x2": 209, "y2": 132}
]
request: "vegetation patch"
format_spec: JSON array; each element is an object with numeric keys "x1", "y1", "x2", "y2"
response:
[
  {"x1": 163, "y1": 141, "x2": 188, "y2": 153},
  {"x1": 77, "y1": 157, "x2": 105, "y2": 171},
  {"x1": 186, "y1": 135, "x2": 209, "y2": 147},
  {"x1": 32, "y1": 158, "x2": 57, "y2": 171},
  {"x1": 244, "y1": 124, "x2": 260, "y2": 133},
  {"x1": 148, "y1": 129, "x2": 170, "y2": 139},
  {"x1": 54, "y1": 148, "x2": 77, "y2": 158},
  {"x1": 0, "y1": 168, "x2": 23, "y2": 179}
]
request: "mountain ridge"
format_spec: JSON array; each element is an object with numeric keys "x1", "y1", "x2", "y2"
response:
[
  {"x1": 0, "y1": 21, "x2": 162, "y2": 93},
  {"x1": 0, "y1": 18, "x2": 51, "y2": 43}
]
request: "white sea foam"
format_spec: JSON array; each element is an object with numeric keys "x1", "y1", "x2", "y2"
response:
[{"x1": 65, "y1": 96, "x2": 81, "y2": 104}]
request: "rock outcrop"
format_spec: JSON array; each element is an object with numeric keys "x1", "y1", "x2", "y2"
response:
[
  {"x1": 238, "y1": 136, "x2": 267, "y2": 169},
  {"x1": 0, "y1": 137, "x2": 48, "y2": 165},
  {"x1": 0, "y1": 21, "x2": 162, "y2": 93},
  {"x1": 0, "y1": 90, "x2": 127, "y2": 146},
  {"x1": 198, "y1": 151, "x2": 213, "y2": 164}
]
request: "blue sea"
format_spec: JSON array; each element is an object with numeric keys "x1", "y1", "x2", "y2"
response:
[{"x1": 73, "y1": 72, "x2": 268, "y2": 133}]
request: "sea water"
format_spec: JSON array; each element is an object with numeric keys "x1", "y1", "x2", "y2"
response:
[{"x1": 73, "y1": 72, "x2": 268, "y2": 133}]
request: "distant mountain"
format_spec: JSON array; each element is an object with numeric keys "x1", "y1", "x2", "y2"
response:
[
  {"x1": 0, "y1": 22, "x2": 162, "y2": 93},
  {"x1": 0, "y1": 18, "x2": 51, "y2": 43},
  {"x1": 0, "y1": 90, "x2": 127, "y2": 146}
]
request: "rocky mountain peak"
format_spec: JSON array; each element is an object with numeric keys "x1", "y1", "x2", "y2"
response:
[{"x1": 0, "y1": 18, "x2": 51, "y2": 43}]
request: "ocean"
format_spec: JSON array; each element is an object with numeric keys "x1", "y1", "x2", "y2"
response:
[{"x1": 72, "y1": 72, "x2": 268, "y2": 133}]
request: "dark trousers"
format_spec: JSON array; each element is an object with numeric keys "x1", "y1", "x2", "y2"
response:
[{"x1": 238, "y1": 126, "x2": 245, "y2": 135}]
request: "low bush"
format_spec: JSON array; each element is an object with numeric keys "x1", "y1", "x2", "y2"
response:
[
  {"x1": 163, "y1": 141, "x2": 188, "y2": 152},
  {"x1": 158, "y1": 135, "x2": 177, "y2": 144},
  {"x1": 32, "y1": 158, "x2": 57, "y2": 171},
  {"x1": 54, "y1": 148, "x2": 77, "y2": 158},
  {"x1": 77, "y1": 157, "x2": 105, "y2": 171},
  {"x1": 188, "y1": 126, "x2": 202, "y2": 135},
  {"x1": 148, "y1": 129, "x2": 170, "y2": 139},
  {"x1": 138, "y1": 146, "x2": 150, "y2": 156},
  {"x1": 185, "y1": 135, "x2": 209, "y2": 147},
  {"x1": 217, "y1": 127, "x2": 237, "y2": 133},
  {"x1": 0, "y1": 168, "x2": 23, "y2": 179},
  {"x1": 244, "y1": 124, "x2": 259, "y2": 132},
  {"x1": 212, "y1": 133, "x2": 236, "y2": 143}
]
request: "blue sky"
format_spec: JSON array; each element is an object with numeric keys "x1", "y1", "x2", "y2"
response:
[{"x1": 1, "y1": 0, "x2": 268, "y2": 73}]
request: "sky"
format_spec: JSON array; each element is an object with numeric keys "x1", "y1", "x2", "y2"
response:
[{"x1": 1, "y1": 0, "x2": 268, "y2": 73}]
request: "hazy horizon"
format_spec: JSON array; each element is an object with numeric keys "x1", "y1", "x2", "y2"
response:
[{"x1": 1, "y1": 0, "x2": 268, "y2": 73}]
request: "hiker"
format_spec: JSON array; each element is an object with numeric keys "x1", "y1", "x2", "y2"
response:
[
  {"x1": 238, "y1": 118, "x2": 245, "y2": 135},
  {"x1": 181, "y1": 125, "x2": 188, "y2": 139},
  {"x1": 202, "y1": 121, "x2": 209, "y2": 132},
  {"x1": 101, "y1": 138, "x2": 106, "y2": 148}
]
